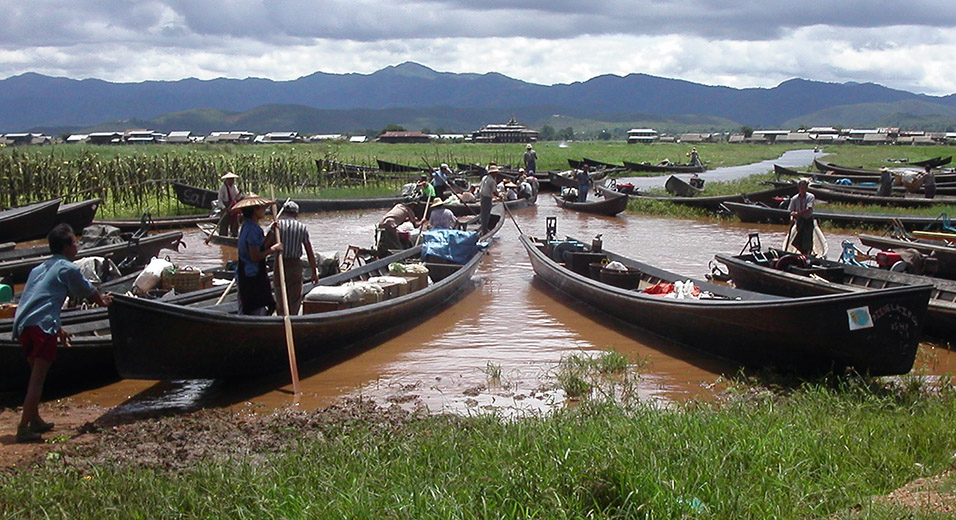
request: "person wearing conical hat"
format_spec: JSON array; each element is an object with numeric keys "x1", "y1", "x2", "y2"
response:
[
  {"x1": 234, "y1": 193, "x2": 281, "y2": 316},
  {"x1": 523, "y1": 143, "x2": 538, "y2": 174},
  {"x1": 426, "y1": 198, "x2": 456, "y2": 230},
  {"x1": 218, "y1": 171, "x2": 241, "y2": 237}
]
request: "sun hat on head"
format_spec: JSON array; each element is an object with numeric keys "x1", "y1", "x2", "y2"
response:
[
  {"x1": 428, "y1": 198, "x2": 444, "y2": 208},
  {"x1": 797, "y1": 178, "x2": 809, "y2": 187},
  {"x1": 440, "y1": 163, "x2": 449, "y2": 169},
  {"x1": 504, "y1": 182, "x2": 518, "y2": 188},
  {"x1": 220, "y1": 171, "x2": 239, "y2": 180},
  {"x1": 282, "y1": 200, "x2": 300, "y2": 214},
  {"x1": 518, "y1": 167, "x2": 525, "y2": 173},
  {"x1": 231, "y1": 192, "x2": 274, "y2": 210},
  {"x1": 526, "y1": 144, "x2": 533, "y2": 149},
  {"x1": 487, "y1": 166, "x2": 500, "y2": 174}
]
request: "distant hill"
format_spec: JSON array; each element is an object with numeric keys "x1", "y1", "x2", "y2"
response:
[
  {"x1": 3, "y1": 62, "x2": 956, "y2": 132},
  {"x1": 782, "y1": 99, "x2": 956, "y2": 130}
]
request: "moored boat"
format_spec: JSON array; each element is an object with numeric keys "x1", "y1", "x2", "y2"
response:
[
  {"x1": 94, "y1": 213, "x2": 220, "y2": 232},
  {"x1": 111, "y1": 235, "x2": 494, "y2": 380},
  {"x1": 721, "y1": 201, "x2": 950, "y2": 229},
  {"x1": 54, "y1": 198, "x2": 102, "y2": 233},
  {"x1": 172, "y1": 181, "x2": 404, "y2": 212},
  {"x1": 520, "y1": 232, "x2": 930, "y2": 376},
  {"x1": 553, "y1": 186, "x2": 629, "y2": 216},
  {"x1": 630, "y1": 185, "x2": 796, "y2": 212},
  {"x1": 0, "y1": 199, "x2": 61, "y2": 243},
  {"x1": 623, "y1": 160, "x2": 706, "y2": 174},
  {"x1": 664, "y1": 175, "x2": 704, "y2": 197},
  {"x1": 0, "y1": 231, "x2": 184, "y2": 284},
  {"x1": 858, "y1": 234, "x2": 956, "y2": 279},
  {"x1": 714, "y1": 248, "x2": 956, "y2": 339}
]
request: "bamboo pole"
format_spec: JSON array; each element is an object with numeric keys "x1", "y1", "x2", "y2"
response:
[{"x1": 270, "y1": 186, "x2": 301, "y2": 394}]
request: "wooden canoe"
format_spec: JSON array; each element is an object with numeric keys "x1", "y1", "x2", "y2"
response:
[
  {"x1": 172, "y1": 181, "x2": 404, "y2": 212},
  {"x1": 623, "y1": 160, "x2": 706, "y2": 174},
  {"x1": 816, "y1": 157, "x2": 952, "y2": 176},
  {"x1": 664, "y1": 175, "x2": 703, "y2": 197},
  {"x1": 94, "y1": 213, "x2": 220, "y2": 232},
  {"x1": 807, "y1": 184, "x2": 956, "y2": 207},
  {"x1": 376, "y1": 159, "x2": 423, "y2": 173},
  {"x1": 858, "y1": 234, "x2": 956, "y2": 279},
  {"x1": 111, "y1": 238, "x2": 493, "y2": 380},
  {"x1": 582, "y1": 157, "x2": 623, "y2": 170},
  {"x1": 630, "y1": 184, "x2": 797, "y2": 212},
  {"x1": 549, "y1": 170, "x2": 610, "y2": 189},
  {"x1": 0, "y1": 231, "x2": 184, "y2": 284},
  {"x1": 553, "y1": 187, "x2": 629, "y2": 216},
  {"x1": 721, "y1": 201, "x2": 951, "y2": 230},
  {"x1": 715, "y1": 250, "x2": 956, "y2": 339},
  {"x1": 776, "y1": 164, "x2": 956, "y2": 187},
  {"x1": 0, "y1": 267, "x2": 239, "y2": 391},
  {"x1": 0, "y1": 199, "x2": 61, "y2": 242},
  {"x1": 54, "y1": 198, "x2": 102, "y2": 233},
  {"x1": 521, "y1": 233, "x2": 930, "y2": 376}
]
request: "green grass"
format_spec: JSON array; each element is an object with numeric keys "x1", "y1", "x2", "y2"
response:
[{"x1": 3, "y1": 378, "x2": 956, "y2": 519}]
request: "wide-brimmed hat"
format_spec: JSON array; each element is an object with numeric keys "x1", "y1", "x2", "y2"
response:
[
  {"x1": 504, "y1": 182, "x2": 518, "y2": 188},
  {"x1": 428, "y1": 198, "x2": 445, "y2": 208},
  {"x1": 526, "y1": 144, "x2": 533, "y2": 149},
  {"x1": 220, "y1": 171, "x2": 239, "y2": 180},
  {"x1": 232, "y1": 192, "x2": 274, "y2": 210},
  {"x1": 487, "y1": 166, "x2": 500, "y2": 174}
]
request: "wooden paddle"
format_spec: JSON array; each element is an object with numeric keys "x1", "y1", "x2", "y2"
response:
[
  {"x1": 414, "y1": 195, "x2": 433, "y2": 246},
  {"x1": 269, "y1": 187, "x2": 300, "y2": 395}
]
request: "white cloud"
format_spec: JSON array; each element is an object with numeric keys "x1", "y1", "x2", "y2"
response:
[{"x1": 1, "y1": 1, "x2": 955, "y2": 95}]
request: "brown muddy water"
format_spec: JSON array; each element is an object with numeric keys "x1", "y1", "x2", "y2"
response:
[{"x1": 57, "y1": 195, "x2": 956, "y2": 418}]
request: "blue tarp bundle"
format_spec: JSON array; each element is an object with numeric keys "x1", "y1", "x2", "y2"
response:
[{"x1": 420, "y1": 229, "x2": 479, "y2": 264}]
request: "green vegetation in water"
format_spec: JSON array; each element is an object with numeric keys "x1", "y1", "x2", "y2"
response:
[{"x1": 3, "y1": 378, "x2": 956, "y2": 519}]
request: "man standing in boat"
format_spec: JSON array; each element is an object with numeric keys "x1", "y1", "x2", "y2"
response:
[
  {"x1": 576, "y1": 164, "x2": 591, "y2": 202},
  {"x1": 877, "y1": 167, "x2": 893, "y2": 197},
  {"x1": 13, "y1": 224, "x2": 113, "y2": 442},
  {"x1": 273, "y1": 201, "x2": 318, "y2": 315},
  {"x1": 788, "y1": 179, "x2": 816, "y2": 255},
  {"x1": 688, "y1": 147, "x2": 701, "y2": 167},
  {"x1": 217, "y1": 172, "x2": 241, "y2": 237},
  {"x1": 431, "y1": 164, "x2": 452, "y2": 199},
  {"x1": 523, "y1": 144, "x2": 538, "y2": 174},
  {"x1": 235, "y1": 195, "x2": 282, "y2": 316},
  {"x1": 479, "y1": 166, "x2": 499, "y2": 235},
  {"x1": 923, "y1": 166, "x2": 936, "y2": 199}
]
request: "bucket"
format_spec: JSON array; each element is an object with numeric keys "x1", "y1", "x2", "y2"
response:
[
  {"x1": 567, "y1": 252, "x2": 607, "y2": 276},
  {"x1": 599, "y1": 267, "x2": 642, "y2": 290}
]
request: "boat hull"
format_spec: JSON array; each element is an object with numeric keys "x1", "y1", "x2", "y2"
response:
[{"x1": 521, "y1": 235, "x2": 929, "y2": 376}]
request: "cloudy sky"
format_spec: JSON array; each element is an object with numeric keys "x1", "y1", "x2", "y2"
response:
[{"x1": 3, "y1": 1, "x2": 955, "y2": 96}]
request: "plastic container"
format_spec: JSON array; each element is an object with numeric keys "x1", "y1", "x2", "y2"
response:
[
  {"x1": 0, "y1": 283, "x2": 12, "y2": 303},
  {"x1": 599, "y1": 267, "x2": 642, "y2": 290}
]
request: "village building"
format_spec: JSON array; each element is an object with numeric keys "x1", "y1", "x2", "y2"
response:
[
  {"x1": 471, "y1": 117, "x2": 538, "y2": 143},
  {"x1": 255, "y1": 131, "x2": 302, "y2": 144},
  {"x1": 124, "y1": 129, "x2": 165, "y2": 144},
  {"x1": 205, "y1": 131, "x2": 255, "y2": 144},
  {"x1": 376, "y1": 131, "x2": 431, "y2": 143},
  {"x1": 165, "y1": 131, "x2": 195, "y2": 144},
  {"x1": 86, "y1": 132, "x2": 124, "y2": 145},
  {"x1": 65, "y1": 134, "x2": 89, "y2": 144},
  {"x1": 1, "y1": 133, "x2": 52, "y2": 145},
  {"x1": 626, "y1": 128, "x2": 659, "y2": 144},
  {"x1": 348, "y1": 135, "x2": 369, "y2": 143},
  {"x1": 749, "y1": 130, "x2": 790, "y2": 144}
]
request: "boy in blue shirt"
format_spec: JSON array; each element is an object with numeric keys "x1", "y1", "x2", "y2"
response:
[{"x1": 12, "y1": 224, "x2": 112, "y2": 442}]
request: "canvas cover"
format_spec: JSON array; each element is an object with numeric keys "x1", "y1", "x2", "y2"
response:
[{"x1": 420, "y1": 229, "x2": 479, "y2": 264}]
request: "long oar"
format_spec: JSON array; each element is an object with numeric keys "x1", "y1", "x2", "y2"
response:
[
  {"x1": 269, "y1": 187, "x2": 300, "y2": 395},
  {"x1": 414, "y1": 195, "x2": 433, "y2": 246},
  {"x1": 783, "y1": 218, "x2": 797, "y2": 252}
]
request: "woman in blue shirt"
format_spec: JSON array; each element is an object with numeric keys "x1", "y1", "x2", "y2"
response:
[{"x1": 235, "y1": 195, "x2": 282, "y2": 316}]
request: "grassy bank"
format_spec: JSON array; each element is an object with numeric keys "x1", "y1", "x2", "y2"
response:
[{"x1": 2, "y1": 378, "x2": 956, "y2": 519}]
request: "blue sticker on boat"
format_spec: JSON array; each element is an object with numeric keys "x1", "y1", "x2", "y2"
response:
[{"x1": 847, "y1": 306, "x2": 874, "y2": 330}]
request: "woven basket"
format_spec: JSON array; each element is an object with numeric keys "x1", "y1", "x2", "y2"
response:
[{"x1": 161, "y1": 268, "x2": 213, "y2": 293}]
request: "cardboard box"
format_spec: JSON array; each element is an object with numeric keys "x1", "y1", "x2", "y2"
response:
[
  {"x1": 375, "y1": 281, "x2": 405, "y2": 300},
  {"x1": 302, "y1": 300, "x2": 352, "y2": 314},
  {"x1": 0, "y1": 303, "x2": 16, "y2": 320},
  {"x1": 399, "y1": 274, "x2": 427, "y2": 293}
]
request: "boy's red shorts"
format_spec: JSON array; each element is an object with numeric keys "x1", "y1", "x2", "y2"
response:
[{"x1": 19, "y1": 326, "x2": 57, "y2": 363}]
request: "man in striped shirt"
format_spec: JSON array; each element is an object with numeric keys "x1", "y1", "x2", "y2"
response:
[{"x1": 273, "y1": 201, "x2": 318, "y2": 315}]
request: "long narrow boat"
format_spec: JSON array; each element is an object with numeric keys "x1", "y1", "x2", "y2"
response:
[
  {"x1": 0, "y1": 231, "x2": 184, "y2": 284},
  {"x1": 776, "y1": 164, "x2": 956, "y2": 188},
  {"x1": 0, "y1": 267, "x2": 238, "y2": 391},
  {"x1": 623, "y1": 160, "x2": 706, "y2": 174},
  {"x1": 376, "y1": 159, "x2": 423, "y2": 173},
  {"x1": 808, "y1": 184, "x2": 956, "y2": 207},
  {"x1": 94, "y1": 213, "x2": 220, "y2": 232},
  {"x1": 858, "y1": 234, "x2": 956, "y2": 278},
  {"x1": 54, "y1": 198, "x2": 102, "y2": 233},
  {"x1": 664, "y1": 175, "x2": 703, "y2": 197},
  {"x1": 582, "y1": 157, "x2": 623, "y2": 170},
  {"x1": 721, "y1": 201, "x2": 948, "y2": 229},
  {"x1": 714, "y1": 250, "x2": 956, "y2": 339},
  {"x1": 172, "y1": 181, "x2": 405, "y2": 212},
  {"x1": 816, "y1": 157, "x2": 952, "y2": 176},
  {"x1": 549, "y1": 170, "x2": 610, "y2": 189},
  {"x1": 553, "y1": 187, "x2": 629, "y2": 216},
  {"x1": 111, "y1": 232, "x2": 496, "y2": 380},
  {"x1": 521, "y1": 233, "x2": 930, "y2": 376},
  {"x1": 0, "y1": 199, "x2": 61, "y2": 242},
  {"x1": 630, "y1": 185, "x2": 797, "y2": 212},
  {"x1": 913, "y1": 156, "x2": 952, "y2": 168}
]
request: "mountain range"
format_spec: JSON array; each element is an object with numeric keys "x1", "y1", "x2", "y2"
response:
[{"x1": 2, "y1": 62, "x2": 955, "y2": 135}]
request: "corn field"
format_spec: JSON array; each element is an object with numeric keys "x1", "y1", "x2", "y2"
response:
[{"x1": 0, "y1": 147, "x2": 409, "y2": 215}]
